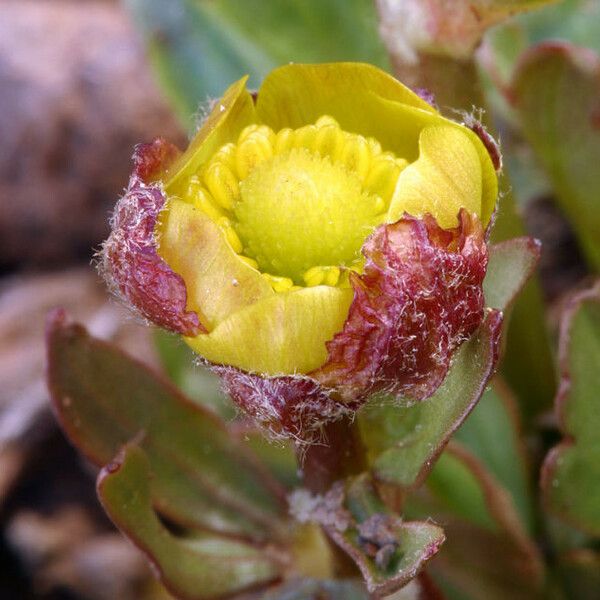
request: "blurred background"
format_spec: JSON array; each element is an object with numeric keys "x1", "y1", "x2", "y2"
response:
[{"x1": 1, "y1": 0, "x2": 598, "y2": 598}]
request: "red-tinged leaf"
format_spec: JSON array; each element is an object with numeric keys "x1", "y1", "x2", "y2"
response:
[
  {"x1": 315, "y1": 210, "x2": 488, "y2": 405},
  {"x1": 541, "y1": 282, "x2": 600, "y2": 535},
  {"x1": 46, "y1": 309, "x2": 286, "y2": 540},
  {"x1": 358, "y1": 310, "x2": 503, "y2": 490},
  {"x1": 408, "y1": 442, "x2": 544, "y2": 600},
  {"x1": 290, "y1": 475, "x2": 445, "y2": 597},
  {"x1": 454, "y1": 379, "x2": 534, "y2": 532},
  {"x1": 488, "y1": 234, "x2": 555, "y2": 423},
  {"x1": 97, "y1": 444, "x2": 283, "y2": 600},
  {"x1": 259, "y1": 579, "x2": 369, "y2": 599},
  {"x1": 558, "y1": 549, "x2": 600, "y2": 600},
  {"x1": 99, "y1": 140, "x2": 202, "y2": 336},
  {"x1": 511, "y1": 42, "x2": 600, "y2": 270}
]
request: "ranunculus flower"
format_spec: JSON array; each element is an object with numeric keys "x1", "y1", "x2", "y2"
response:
[{"x1": 101, "y1": 63, "x2": 499, "y2": 440}]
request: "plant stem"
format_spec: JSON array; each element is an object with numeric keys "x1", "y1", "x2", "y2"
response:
[{"x1": 300, "y1": 416, "x2": 368, "y2": 494}]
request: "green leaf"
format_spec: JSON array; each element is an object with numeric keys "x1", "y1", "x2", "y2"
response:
[
  {"x1": 558, "y1": 549, "x2": 600, "y2": 600},
  {"x1": 153, "y1": 329, "x2": 236, "y2": 420},
  {"x1": 294, "y1": 474, "x2": 445, "y2": 596},
  {"x1": 505, "y1": 0, "x2": 600, "y2": 56},
  {"x1": 484, "y1": 238, "x2": 541, "y2": 311},
  {"x1": 46, "y1": 310, "x2": 286, "y2": 541},
  {"x1": 455, "y1": 379, "x2": 534, "y2": 531},
  {"x1": 97, "y1": 444, "x2": 282, "y2": 600},
  {"x1": 541, "y1": 282, "x2": 600, "y2": 535},
  {"x1": 407, "y1": 443, "x2": 544, "y2": 600},
  {"x1": 511, "y1": 42, "x2": 600, "y2": 270},
  {"x1": 125, "y1": 0, "x2": 390, "y2": 124},
  {"x1": 487, "y1": 234, "x2": 556, "y2": 423},
  {"x1": 358, "y1": 311, "x2": 503, "y2": 490}
]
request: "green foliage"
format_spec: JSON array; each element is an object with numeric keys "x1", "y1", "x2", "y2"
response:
[
  {"x1": 46, "y1": 310, "x2": 286, "y2": 541},
  {"x1": 511, "y1": 43, "x2": 600, "y2": 270},
  {"x1": 455, "y1": 381, "x2": 534, "y2": 531},
  {"x1": 97, "y1": 444, "x2": 282, "y2": 599},
  {"x1": 359, "y1": 311, "x2": 502, "y2": 489},
  {"x1": 125, "y1": 0, "x2": 390, "y2": 125},
  {"x1": 320, "y1": 475, "x2": 445, "y2": 596},
  {"x1": 407, "y1": 443, "x2": 544, "y2": 600},
  {"x1": 542, "y1": 284, "x2": 600, "y2": 535}
]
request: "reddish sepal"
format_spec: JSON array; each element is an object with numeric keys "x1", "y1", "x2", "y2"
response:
[
  {"x1": 314, "y1": 209, "x2": 488, "y2": 404},
  {"x1": 133, "y1": 137, "x2": 181, "y2": 182},
  {"x1": 213, "y1": 366, "x2": 353, "y2": 443},
  {"x1": 100, "y1": 141, "x2": 202, "y2": 336}
]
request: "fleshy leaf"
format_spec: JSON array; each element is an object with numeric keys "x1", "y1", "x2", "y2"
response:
[
  {"x1": 407, "y1": 442, "x2": 544, "y2": 600},
  {"x1": 484, "y1": 237, "x2": 542, "y2": 312},
  {"x1": 291, "y1": 474, "x2": 445, "y2": 596},
  {"x1": 124, "y1": 0, "x2": 390, "y2": 123},
  {"x1": 358, "y1": 310, "x2": 503, "y2": 490},
  {"x1": 541, "y1": 282, "x2": 600, "y2": 535},
  {"x1": 314, "y1": 210, "x2": 488, "y2": 404},
  {"x1": 97, "y1": 444, "x2": 282, "y2": 600},
  {"x1": 511, "y1": 42, "x2": 600, "y2": 270},
  {"x1": 260, "y1": 579, "x2": 369, "y2": 599},
  {"x1": 153, "y1": 330, "x2": 237, "y2": 420},
  {"x1": 46, "y1": 310, "x2": 286, "y2": 540},
  {"x1": 100, "y1": 141, "x2": 202, "y2": 337},
  {"x1": 454, "y1": 379, "x2": 534, "y2": 531}
]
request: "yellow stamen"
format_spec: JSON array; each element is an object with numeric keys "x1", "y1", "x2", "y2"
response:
[
  {"x1": 262, "y1": 273, "x2": 295, "y2": 293},
  {"x1": 340, "y1": 135, "x2": 371, "y2": 182},
  {"x1": 187, "y1": 177, "x2": 226, "y2": 222},
  {"x1": 365, "y1": 154, "x2": 407, "y2": 202},
  {"x1": 238, "y1": 255, "x2": 259, "y2": 269},
  {"x1": 274, "y1": 128, "x2": 294, "y2": 154},
  {"x1": 204, "y1": 162, "x2": 240, "y2": 210},
  {"x1": 235, "y1": 133, "x2": 273, "y2": 180},
  {"x1": 218, "y1": 217, "x2": 244, "y2": 253},
  {"x1": 315, "y1": 115, "x2": 339, "y2": 128},
  {"x1": 314, "y1": 125, "x2": 345, "y2": 161},
  {"x1": 292, "y1": 125, "x2": 318, "y2": 151}
]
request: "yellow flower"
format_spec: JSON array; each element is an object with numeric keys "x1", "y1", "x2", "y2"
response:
[{"x1": 101, "y1": 63, "x2": 498, "y2": 435}]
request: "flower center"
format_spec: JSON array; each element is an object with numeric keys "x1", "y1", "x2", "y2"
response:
[
  {"x1": 184, "y1": 116, "x2": 408, "y2": 291},
  {"x1": 235, "y1": 149, "x2": 380, "y2": 284}
]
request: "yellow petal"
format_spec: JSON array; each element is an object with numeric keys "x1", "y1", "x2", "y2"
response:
[
  {"x1": 256, "y1": 63, "x2": 436, "y2": 161},
  {"x1": 386, "y1": 125, "x2": 484, "y2": 229},
  {"x1": 158, "y1": 200, "x2": 273, "y2": 330},
  {"x1": 164, "y1": 77, "x2": 257, "y2": 197},
  {"x1": 184, "y1": 286, "x2": 354, "y2": 375},
  {"x1": 256, "y1": 63, "x2": 496, "y2": 225}
]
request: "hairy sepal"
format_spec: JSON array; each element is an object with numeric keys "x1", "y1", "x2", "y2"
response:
[
  {"x1": 314, "y1": 209, "x2": 488, "y2": 404},
  {"x1": 213, "y1": 366, "x2": 354, "y2": 444},
  {"x1": 100, "y1": 139, "x2": 202, "y2": 336}
]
